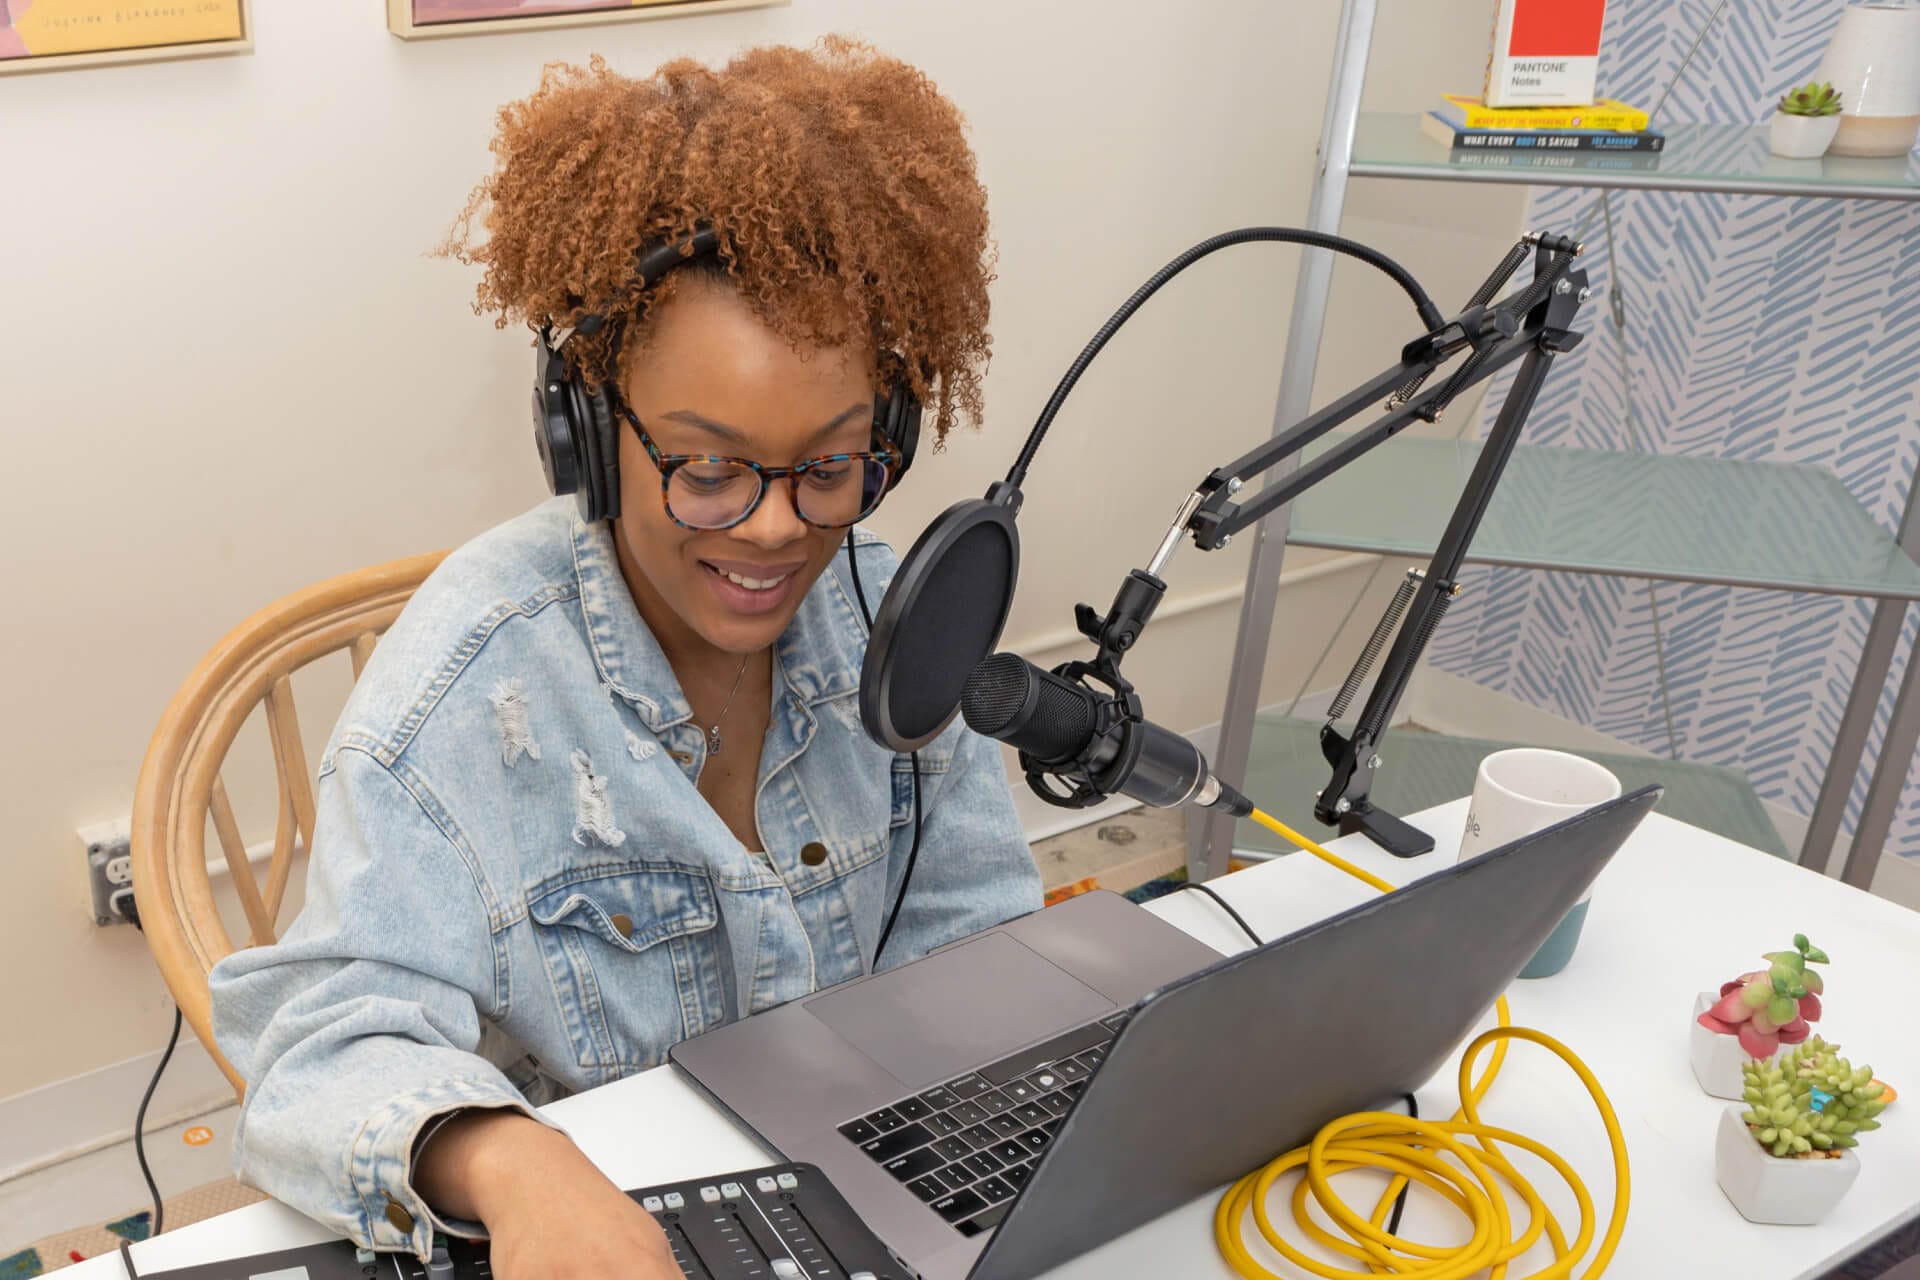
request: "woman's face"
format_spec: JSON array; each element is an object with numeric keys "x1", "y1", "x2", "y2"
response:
[{"x1": 611, "y1": 282, "x2": 879, "y2": 659}]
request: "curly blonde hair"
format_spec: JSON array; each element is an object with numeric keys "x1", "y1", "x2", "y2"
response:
[{"x1": 444, "y1": 36, "x2": 995, "y2": 441}]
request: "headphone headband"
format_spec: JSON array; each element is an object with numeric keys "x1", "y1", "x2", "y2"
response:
[{"x1": 533, "y1": 226, "x2": 922, "y2": 524}]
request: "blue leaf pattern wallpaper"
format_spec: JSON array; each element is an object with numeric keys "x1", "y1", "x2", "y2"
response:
[{"x1": 1427, "y1": 0, "x2": 1920, "y2": 858}]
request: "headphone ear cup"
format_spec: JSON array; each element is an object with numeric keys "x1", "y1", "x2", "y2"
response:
[
  {"x1": 574, "y1": 383, "x2": 622, "y2": 523},
  {"x1": 535, "y1": 347, "x2": 586, "y2": 501},
  {"x1": 875, "y1": 385, "x2": 922, "y2": 490}
]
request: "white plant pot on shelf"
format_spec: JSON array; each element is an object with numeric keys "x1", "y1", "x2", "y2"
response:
[
  {"x1": 1691, "y1": 991, "x2": 1756, "y2": 1099},
  {"x1": 1769, "y1": 111, "x2": 1843, "y2": 158},
  {"x1": 1715, "y1": 1105, "x2": 1860, "y2": 1225},
  {"x1": 1819, "y1": 2, "x2": 1920, "y2": 156}
]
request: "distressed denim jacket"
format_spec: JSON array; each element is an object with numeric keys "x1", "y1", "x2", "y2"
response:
[{"x1": 208, "y1": 498, "x2": 1042, "y2": 1257}]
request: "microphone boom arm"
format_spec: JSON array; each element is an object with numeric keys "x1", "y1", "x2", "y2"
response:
[{"x1": 1067, "y1": 233, "x2": 1590, "y2": 857}]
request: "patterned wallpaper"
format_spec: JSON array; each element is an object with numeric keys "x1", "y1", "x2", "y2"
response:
[{"x1": 1427, "y1": 0, "x2": 1920, "y2": 857}]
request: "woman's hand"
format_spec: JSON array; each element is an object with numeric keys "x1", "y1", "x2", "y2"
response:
[{"x1": 415, "y1": 1109, "x2": 683, "y2": 1279}]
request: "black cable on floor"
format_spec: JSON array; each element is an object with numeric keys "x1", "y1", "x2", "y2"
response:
[
  {"x1": 134, "y1": 1006, "x2": 183, "y2": 1238},
  {"x1": 1175, "y1": 881, "x2": 1263, "y2": 949}
]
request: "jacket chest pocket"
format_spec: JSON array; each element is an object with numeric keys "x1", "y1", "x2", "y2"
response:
[{"x1": 526, "y1": 865, "x2": 730, "y2": 1080}]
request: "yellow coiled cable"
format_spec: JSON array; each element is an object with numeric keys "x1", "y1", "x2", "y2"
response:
[{"x1": 1210, "y1": 809, "x2": 1631, "y2": 1280}]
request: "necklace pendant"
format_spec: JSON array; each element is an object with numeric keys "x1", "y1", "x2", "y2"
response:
[{"x1": 708, "y1": 724, "x2": 724, "y2": 757}]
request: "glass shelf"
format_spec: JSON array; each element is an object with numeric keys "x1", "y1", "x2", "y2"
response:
[
  {"x1": 1233, "y1": 714, "x2": 1786, "y2": 859},
  {"x1": 1285, "y1": 437, "x2": 1920, "y2": 599},
  {"x1": 1350, "y1": 113, "x2": 1920, "y2": 201}
]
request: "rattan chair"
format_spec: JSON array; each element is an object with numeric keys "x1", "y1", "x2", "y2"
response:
[{"x1": 131, "y1": 552, "x2": 448, "y2": 1097}]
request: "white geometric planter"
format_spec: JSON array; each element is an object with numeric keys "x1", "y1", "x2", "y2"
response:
[
  {"x1": 1715, "y1": 1105, "x2": 1860, "y2": 1225},
  {"x1": 1691, "y1": 991, "x2": 1756, "y2": 1099},
  {"x1": 1768, "y1": 111, "x2": 1843, "y2": 158}
]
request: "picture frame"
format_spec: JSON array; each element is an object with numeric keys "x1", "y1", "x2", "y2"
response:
[
  {"x1": 0, "y1": 0, "x2": 252, "y2": 76},
  {"x1": 386, "y1": 0, "x2": 786, "y2": 41}
]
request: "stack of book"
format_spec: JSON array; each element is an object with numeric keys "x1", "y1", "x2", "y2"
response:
[{"x1": 1421, "y1": 94, "x2": 1664, "y2": 170}]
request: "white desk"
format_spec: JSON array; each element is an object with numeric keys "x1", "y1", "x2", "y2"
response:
[{"x1": 85, "y1": 801, "x2": 1920, "y2": 1279}]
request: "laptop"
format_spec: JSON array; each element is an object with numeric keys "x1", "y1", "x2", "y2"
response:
[{"x1": 672, "y1": 786, "x2": 1661, "y2": 1279}]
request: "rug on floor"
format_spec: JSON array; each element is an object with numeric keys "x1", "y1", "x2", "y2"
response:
[{"x1": 2, "y1": 1178, "x2": 265, "y2": 1275}]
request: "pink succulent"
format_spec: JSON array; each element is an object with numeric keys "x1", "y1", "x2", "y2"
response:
[{"x1": 1696, "y1": 938, "x2": 1829, "y2": 1060}]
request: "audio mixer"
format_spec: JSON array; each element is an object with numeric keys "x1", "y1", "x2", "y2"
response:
[{"x1": 138, "y1": 1163, "x2": 906, "y2": 1280}]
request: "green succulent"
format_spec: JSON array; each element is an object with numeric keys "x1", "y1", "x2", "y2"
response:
[
  {"x1": 1741, "y1": 1041, "x2": 1887, "y2": 1158},
  {"x1": 1780, "y1": 81, "x2": 1843, "y2": 118}
]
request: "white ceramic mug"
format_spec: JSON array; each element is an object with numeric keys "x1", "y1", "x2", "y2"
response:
[{"x1": 1458, "y1": 748, "x2": 1622, "y2": 978}]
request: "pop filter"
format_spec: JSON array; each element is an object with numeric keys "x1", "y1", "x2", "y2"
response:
[{"x1": 860, "y1": 481, "x2": 1023, "y2": 752}]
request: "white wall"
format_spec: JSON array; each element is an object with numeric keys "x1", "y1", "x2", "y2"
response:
[{"x1": 0, "y1": 0, "x2": 1523, "y2": 1109}]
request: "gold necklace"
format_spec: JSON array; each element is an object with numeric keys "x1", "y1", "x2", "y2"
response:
[{"x1": 702, "y1": 653, "x2": 752, "y2": 757}]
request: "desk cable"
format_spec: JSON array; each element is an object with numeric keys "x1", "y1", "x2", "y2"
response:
[
  {"x1": 1205, "y1": 808, "x2": 1630, "y2": 1280},
  {"x1": 1180, "y1": 875, "x2": 1426, "y2": 1248}
]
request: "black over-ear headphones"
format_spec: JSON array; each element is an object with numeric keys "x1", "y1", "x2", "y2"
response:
[{"x1": 533, "y1": 226, "x2": 923, "y2": 524}]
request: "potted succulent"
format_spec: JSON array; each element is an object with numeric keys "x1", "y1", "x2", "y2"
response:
[
  {"x1": 1769, "y1": 80, "x2": 1845, "y2": 158},
  {"x1": 1716, "y1": 1038, "x2": 1888, "y2": 1225},
  {"x1": 1692, "y1": 934, "x2": 1826, "y2": 1099}
]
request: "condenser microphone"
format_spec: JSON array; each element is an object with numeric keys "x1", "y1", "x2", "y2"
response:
[
  {"x1": 961, "y1": 652, "x2": 1253, "y2": 814},
  {"x1": 860, "y1": 481, "x2": 1024, "y2": 752}
]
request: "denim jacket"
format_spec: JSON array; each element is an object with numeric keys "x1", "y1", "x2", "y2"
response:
[{"x1": 208, "y1": 498, "x2": 1042, "y2": 1257}]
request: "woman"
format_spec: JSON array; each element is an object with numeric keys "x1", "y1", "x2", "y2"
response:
[{"x1": 210, "y1": 38, "x2": 1041, "y2": 1279}]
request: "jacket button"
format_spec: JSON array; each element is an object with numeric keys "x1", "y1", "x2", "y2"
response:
[
  {"x1": 610, "y1": 913, "x2": 634, "y2": 939},
  {"x1": 800, "y1": 841, "x2": 829, "y2": 866},
  {"x1": 383, "y1": 1194, "x2": 414, "y2": 1234}
]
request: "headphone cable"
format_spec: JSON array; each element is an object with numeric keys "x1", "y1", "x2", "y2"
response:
[{"x1": 845, "y1": 539, "x2": 924, "y2": 967}]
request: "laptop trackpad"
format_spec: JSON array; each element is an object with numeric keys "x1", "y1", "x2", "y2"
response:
[{"x1": 804, "y1": 932, "x2": 1114, "y2": 1087}]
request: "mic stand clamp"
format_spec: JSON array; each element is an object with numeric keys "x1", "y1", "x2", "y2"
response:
[
  {"x1": 1023, "y1": 542, "x2": 1184, "y2": 805},
  {"x1": 1074, "y1": 569, "x2": 1167, "y2": 669}
]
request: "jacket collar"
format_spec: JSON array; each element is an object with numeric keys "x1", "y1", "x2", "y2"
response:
[{"x1": 570, "y1": 519, "x2": 864, "y2": 733}]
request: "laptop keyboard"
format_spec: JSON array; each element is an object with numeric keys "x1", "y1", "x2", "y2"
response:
[{"x1": 836, "y1": 1009, "x2": 1129, "y2": 1237}]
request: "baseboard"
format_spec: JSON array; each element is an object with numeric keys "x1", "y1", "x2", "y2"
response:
[{"x1": 0, "y1": 1029, "x2": 236, "y2": 1185}]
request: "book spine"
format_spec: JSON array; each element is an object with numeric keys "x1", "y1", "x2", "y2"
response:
[
  {"x1": 1450, "y1": 131, "x2": 1664, "y2": 152},
  {"x1": 1459, "y1": 106, "x2": 1645, "y2": 130},
  {"x1": 1451, "y1": 151, "x2": 1661, "y2": 171}
]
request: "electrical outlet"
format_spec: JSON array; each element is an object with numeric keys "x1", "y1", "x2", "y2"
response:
[{"x1": 80, "y1": 817, "x2": 134, "y2": 926}]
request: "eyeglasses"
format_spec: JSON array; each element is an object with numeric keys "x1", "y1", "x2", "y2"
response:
[{"x1": 619, "y1": 404, "x2": 899, "y2": 531}]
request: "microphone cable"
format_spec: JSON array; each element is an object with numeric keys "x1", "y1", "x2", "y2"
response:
[
  {"x1": 1007, "y1": 227, "x2": 1444, "y2": 488},
  {"x1": 1212, "y1": 808, "x2": 1631, "y2": 1280},
  {"x1": 844, "y1": 539, "x2": 924, "y2": 967}
]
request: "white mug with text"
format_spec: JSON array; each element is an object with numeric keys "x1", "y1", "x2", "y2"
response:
[{"x1": 1458, "y1": 748, "x2": 1622, "y2": 978}]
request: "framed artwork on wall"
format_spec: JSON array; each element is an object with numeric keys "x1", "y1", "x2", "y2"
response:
[
  {"x1": 387, "y1": 0, "x2": 785, "y2": 41},
  {"x1": 0, "y1": 0, "x2": 251, "y2": 76}
]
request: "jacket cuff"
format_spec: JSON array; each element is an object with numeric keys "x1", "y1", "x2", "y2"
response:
[{"x1": 349, "y1": 1076, "x2": 569, "y2": 1257}]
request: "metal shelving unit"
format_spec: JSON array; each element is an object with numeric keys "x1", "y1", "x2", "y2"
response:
[{"x1": 1189, "y1": 4, "x2": 1920, "y2": 891}]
